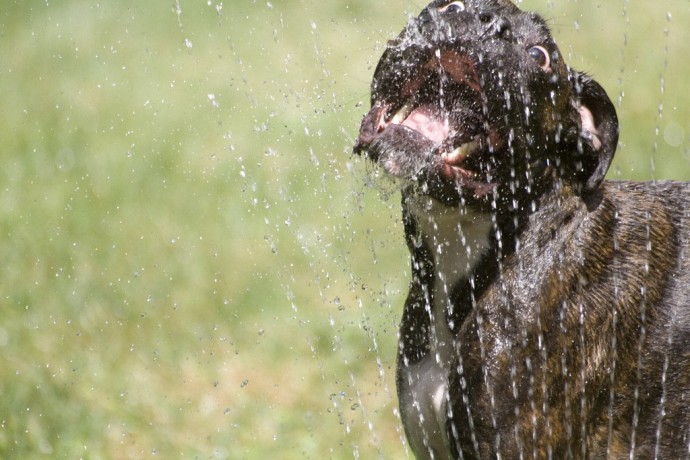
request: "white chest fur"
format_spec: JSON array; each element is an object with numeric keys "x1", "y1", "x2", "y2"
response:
[{"x1": 399, "y1": 196, "x2": 493, "y2": 459}]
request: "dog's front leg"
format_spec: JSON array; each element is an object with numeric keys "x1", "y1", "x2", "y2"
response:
[{"x1": 448, "y1": 304, "x2": 557, "y2": 459}]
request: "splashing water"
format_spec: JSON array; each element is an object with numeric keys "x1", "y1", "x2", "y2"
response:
[{"x1": 1, "y1": 1, "x2": 689, "y2": 458}]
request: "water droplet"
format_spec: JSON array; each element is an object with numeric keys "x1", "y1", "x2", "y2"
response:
[
  {"x1": 663, "y1": 122, "x2": 684, "y2": 147},
  {"x1": 207, "y1": 93, "x2": 219, "y2": 108}
]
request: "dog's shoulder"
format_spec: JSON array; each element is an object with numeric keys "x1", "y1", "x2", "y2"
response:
[
  {"x1": 487, "y1": 180, "x2": 690, "y2": 321},
  {"x1": 596, "y1": 180, "x2": 690, "y2": 258}
]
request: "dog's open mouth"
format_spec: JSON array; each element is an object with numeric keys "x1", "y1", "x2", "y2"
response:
[{"x1": 354, "y1": 49, "x2": 497, "y2": 196}]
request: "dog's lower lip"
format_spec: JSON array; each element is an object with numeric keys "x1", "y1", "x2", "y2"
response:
[{"x1": 376, "y1": 102, "x2": 487, "y2": 178}]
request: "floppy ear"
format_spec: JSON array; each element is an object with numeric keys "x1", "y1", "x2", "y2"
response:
[{"x1": 570, "y1": 72, "x2": 619, "y2": 192}]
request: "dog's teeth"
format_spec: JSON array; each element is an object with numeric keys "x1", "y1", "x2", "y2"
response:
[
  {"x1": 442, "y1": 140, "x2": 478, "y2": 163},
  {"x1": 390, "y1": 103, "x2": 414, "y2": 125}
]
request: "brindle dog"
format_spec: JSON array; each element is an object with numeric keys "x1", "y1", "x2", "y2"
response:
[{"x1": 353, "y1": 1, "x2": 690, "y2": 458}]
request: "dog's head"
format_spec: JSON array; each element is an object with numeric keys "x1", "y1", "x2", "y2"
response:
[{"x1": 354, "y1": 0, "x2": 618, "y2": 209}]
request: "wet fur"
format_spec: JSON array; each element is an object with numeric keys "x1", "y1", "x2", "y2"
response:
[
  {"x1": 444, "y1": 181, "x2": 690, "y2": 458},
  {"x1": 355, "y1": 1, "x2": 690, "y2": 458}
]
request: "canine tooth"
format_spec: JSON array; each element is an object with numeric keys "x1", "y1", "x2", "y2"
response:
[
  {"x1": 443, "y1": 140, "x2": 478, "y2": 163},
  {"x1": 390, "y1": 103, "x2": 414, "y2": 125}
]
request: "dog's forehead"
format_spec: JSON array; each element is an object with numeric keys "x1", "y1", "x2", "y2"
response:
[
  {"x1": 509, "y1": 10, "x2": 554, "y2": 44},
  {"x1": 424, "y1": 0, "x2": 520, "y2": 15},
  {"x1": 421, "y1": 0, "x2": 554, "y2": 44}
]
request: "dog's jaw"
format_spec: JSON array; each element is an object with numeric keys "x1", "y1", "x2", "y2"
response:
[{"x1": 398, "y1": 194, "x2": 493, "y2": 459}]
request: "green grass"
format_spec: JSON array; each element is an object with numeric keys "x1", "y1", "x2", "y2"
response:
[{"x1": 0, "y1": 1, "x2": 688, "y2": 458}]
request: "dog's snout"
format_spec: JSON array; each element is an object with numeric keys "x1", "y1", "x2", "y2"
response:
[
  {"x1": 493, "y1": 16, "x2": 511, "y2": 36},
  {"x1": 479, "y1": 11, "x2": 512, "y2": 38},
  {"x1": 478, "y1": 10, "x2": 493, "y2": 23}
]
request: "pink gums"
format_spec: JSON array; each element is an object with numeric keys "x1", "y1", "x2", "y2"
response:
[{"x1": 400, "y1": 106, "x2": 450, "y2": 145}]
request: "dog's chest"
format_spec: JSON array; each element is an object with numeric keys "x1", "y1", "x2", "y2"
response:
[
  {"x1": 399, "y1": 196, "x2": 493, "y2": 458},
  {"x1": 406, "y1": 195, "x2": 494, "y2": 350}
]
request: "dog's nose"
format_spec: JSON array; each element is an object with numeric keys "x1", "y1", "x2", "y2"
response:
[{"x1": 478, "y1": 11, "x2": 512, "y2": 38}]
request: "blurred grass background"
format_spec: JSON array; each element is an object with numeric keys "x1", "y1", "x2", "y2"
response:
[{"x1": 0, "y1": 0, "x2": 688, "y2": 458}]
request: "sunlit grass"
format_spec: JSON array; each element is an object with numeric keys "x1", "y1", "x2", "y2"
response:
[{"x1": 0, "y1": 0, "x2": 688, "y2": 458}]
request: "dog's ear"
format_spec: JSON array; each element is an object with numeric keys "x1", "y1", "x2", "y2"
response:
[{"x1": 569, "y1": 72, "x2": 619, "y2": 192}]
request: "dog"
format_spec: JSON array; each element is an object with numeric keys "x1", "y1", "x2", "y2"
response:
[{"x1": 353, "y1": 1, "x2": 690, "y2": 458}]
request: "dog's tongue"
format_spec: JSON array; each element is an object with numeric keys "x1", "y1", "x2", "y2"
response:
[{"x1": 400, "y1": 105, "x2": 449, "y2": 145}]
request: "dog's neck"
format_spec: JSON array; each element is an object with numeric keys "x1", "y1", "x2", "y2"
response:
[
  {"x1": 404, "y1": 193, "x2": 494, "y2": 356},
  {"x1": 399, "y1": 192, "x2": 494, "y2": 457}
]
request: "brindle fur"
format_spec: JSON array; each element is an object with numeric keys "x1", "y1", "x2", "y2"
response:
[
  {"x1": 444, "y1": 182, "x2": 690, "y2": 458},
  {"x1": 354, "y1": 1, "x2": 690, "y2": 458}
]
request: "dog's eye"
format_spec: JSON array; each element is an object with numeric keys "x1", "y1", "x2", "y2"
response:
[
  {"x1": 440, "y1": 1, "x2": 465, "y2": 13},
  {"x1": 528, "y1": 45, "x2": 550, "y2": 70}
]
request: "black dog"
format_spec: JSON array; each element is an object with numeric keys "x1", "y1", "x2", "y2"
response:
[{"x1": 354, "y1": 1, "x2": 690, "y2": 458}]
